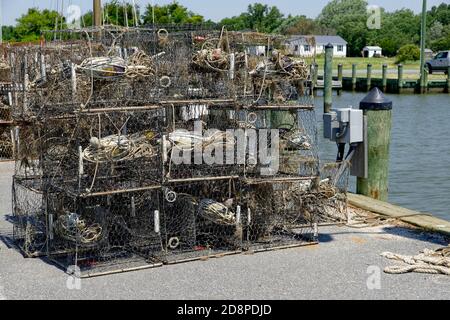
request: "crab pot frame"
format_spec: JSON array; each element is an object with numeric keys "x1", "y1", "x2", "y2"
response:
[
  {"x1": 318, "y1": 162, "x2": 350, "y2": 223},
  {"x1": 7, "y1": 26, "x2": 314, "y2": 121},
  {"x1": 4, "y1": 25, "x2": 351, "y2": 277},
  {"x1": 160, "y1": 179, "x2": 243, "y2": 263},
  {"x1": 37, "y1": 110, "x2": 166, "y2": 195},
  {"x1": 45, "y1": 188, "x2": 164, "y2": 278},
  {"x1": 241, "y1": 179, "x2": 319, "y2": 252},
  {"x1": 0, "y1": 125, "x2": 14, "y2": 161},
  {"x1": 11, "y1": 176, "x2": 45, "y2": 257}
]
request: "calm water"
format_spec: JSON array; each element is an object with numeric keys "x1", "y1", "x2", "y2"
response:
[{"x1": 315, "y1": 92, "x2": 450, "y2": 221}]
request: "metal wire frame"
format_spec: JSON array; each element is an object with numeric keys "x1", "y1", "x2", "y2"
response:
[
  {"x1": 6, "y1": 26, "x2": 314, "y2": 121},
  {"x1": 45, "y1": 188, "x2": 164, "y2": 278},
  {"x1": 241, "y1": 179, "x2": 319, "y2": 253},
  {"x1": 3, "y1": 25, "x2": 353, "y2": 277},
  {"x1": 11, "y1": 176, "x2": 46, "y2": 257}
]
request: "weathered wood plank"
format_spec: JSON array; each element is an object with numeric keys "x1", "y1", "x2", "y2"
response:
[{"x1": 348, "y1": 193, "x2": 450, "y2": 236}]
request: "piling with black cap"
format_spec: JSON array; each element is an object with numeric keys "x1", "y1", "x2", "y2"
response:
[{"x1": 356, "y1": 87, "x2": 393, "y2": 201}]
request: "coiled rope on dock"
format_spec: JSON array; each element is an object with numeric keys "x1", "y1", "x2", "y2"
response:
[{"x1": 381, "y1": 246, "x2": 450, "y2": 275}]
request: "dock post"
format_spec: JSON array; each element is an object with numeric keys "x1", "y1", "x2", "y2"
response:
[
  {"x1": 313, "y1": 62, "x2": 319, "y2": 91},
  {"x1": 357, "y1": 88, "x2": 393, "y2": 202},
  {"x1": 419, "y1": 0, "x2": 427, "y2": 94},
  {"x1": 324, "y1": 43, "x2": 333, "y2": 114},
  {"x1": 397, "y1": 64, "x2": 403, "y2": 93},
  {"x1": 337, "y1": 63, "x2": 343, "y2": 96},
  {"x1": 382, "y1": 64, "x2": 388, "y2": 92},
  {"x1": 93, "y1": 0, "x2": 102, "y2": 39},
  {"x1": 423, "y1": 68, "x2": 428, "y2": 93},
  {"x1": 447, "y1": 66, "x2": 450, "y2": 93},
  {"x1": 351, "y1": 64, "x2": 357, "y2": 91},
  {"x1": 366, "y1": 64, "x2": 372, "y2": 92},
  {"x1": 93, "y1": 0, "x2": 102, "y2": 27}
]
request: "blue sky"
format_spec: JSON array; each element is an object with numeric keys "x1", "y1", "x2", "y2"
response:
[{"x1": 0, "y1": 0, "x2": 447, "y2": 26}]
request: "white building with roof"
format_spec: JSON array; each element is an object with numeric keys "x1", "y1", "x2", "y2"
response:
[
  {"x1": 362, "y1": 46, "x2": 382, "y2": 58},
  {"x1": 285, "y1": 35, "x2": 348, "y2": 58}
]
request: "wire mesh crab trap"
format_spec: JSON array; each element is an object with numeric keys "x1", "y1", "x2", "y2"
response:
[
  {"x1": 161, "y1": 179, "x2": 242, "y2": 264},
  {"x1": 3, "y1": 25, "x2": 353, "y2": 276},
  {"x1": 46, "y1": 188, "x2": 164, "y2": 278},
  {"x1": 11, "y1": 176, "x2": 45, "y2": 257},
  {"x1": 12, "y1": 123, "x2": 42, "y2": 179},
  {"x1": 241, "y1": 179, "x2": 319, "y2": 252},
  {"x1": 0, "y1": 125, "x2": 14, "y2": 160},
  {"x1": 6, "y1": 26, "x2": 313, "y2": 117},
  {"x1": 37, "y1": 109, "x2": 165, "y2": 195},
  {"x1": 318, "y1": 161, "x2": 350, "y2": 223}
]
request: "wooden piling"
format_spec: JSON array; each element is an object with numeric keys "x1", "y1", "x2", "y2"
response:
[
  {"x1": 313, "y1": 63, "x2": 319, "y2": 89},
  {"x1": 324, "y1": 43, "x2": 333, "y2": 114},
  {"x1": 93, "y1": 0, "x2": 102, "y2": 27},
  {"x1": 352, "y1": 64, "x2": 357, "y2": 91},
  {"x1": 397, "y1": 64, "x2": 404, "y2": 93},
  {"x1": 366, "y1": 64, "x2": 372, "y2": 92},
  {"x1": 447, "y1": 66, "x2": 450, "y2": 93},
  {"x1": 337, "y1": 63, "x2": 343, "y2": 96},
  {"x1": 356, "y1": 88, "x2": 393, "y2": 202},
  {"x1": 419, "y1": 0, "x2": 427, "y2": 94},
  {"x1": 382, "y1": 64, "x2": 388, "y2": 92},
  {"x1": 423, "y1": 68, "x2": 428, "y2": 93}
]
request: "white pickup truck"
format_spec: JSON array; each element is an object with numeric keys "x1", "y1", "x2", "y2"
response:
[{"x1": 426, "y1": 50, "x2": 450, "y2": 74}]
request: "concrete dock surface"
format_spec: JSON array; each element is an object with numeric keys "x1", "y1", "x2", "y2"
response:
[{"x1": 0, "y1": 162, "x2": 449, "y2": 300}]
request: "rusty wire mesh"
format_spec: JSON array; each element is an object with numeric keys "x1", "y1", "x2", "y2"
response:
[{"x1": 5, "y1": 26, "x2": 349, "y2": 277}]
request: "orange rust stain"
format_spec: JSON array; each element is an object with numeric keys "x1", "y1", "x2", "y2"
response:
[
  {"x1": 350, "y1": 236, "x2": 367, "y2": 245},
  {"x1": 370, "y1": 189, "x2": 380, "y2": 200}
]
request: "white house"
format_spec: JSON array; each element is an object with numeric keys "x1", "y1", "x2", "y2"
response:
[
  {"x1": 362, "y1": 46, "x2": 382, "y2": 58},
  {"x1": 285, "y1": 35, "x2": 348, "y2": 58}
]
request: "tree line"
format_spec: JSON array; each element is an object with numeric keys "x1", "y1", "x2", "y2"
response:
[{"x1": 2, "y1": 0, "x2": 449, "y2": 57}]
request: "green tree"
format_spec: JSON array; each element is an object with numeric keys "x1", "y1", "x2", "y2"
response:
[
  {"x1": 15, "y1": 8, "x2": 65, "y2": 41},
  {"x1": 142, "y1": 1, "x2": 204, "y2": 24},
  {"x1": 1, "y1": 26, "x2": 17, "y2": 42},
  {"x1": 220, "y1": 3, "x2": 283, "y2": 33},
  {"x1": 429, "y1": 21, "x2": 444, "y2": 43},
  {"x1": 367, "y1": 9, "x2": 420, "y2": 56},
  {"x1": 247, "y1": 3, "x2": 284, "y2": 33},
  {"x1": 430, "y1": 33, "x2": 450, "y2": 52},
  {"x1": 427, "y1": 3, "x2": 450, "y2": 52},
  {"x1": 274, "y1": 15, "x2": 318, "y2": 35},
  {"x1": 396, "y1": 44, "x2": 420, "y2": 63},
  {"x1": 427, "y1": 3, "x2": 450, "y2": 26},
  {"x1": 82, "y1": 0, "x2": 141, "y2": 27},
  {"x1": 316, "y1": 0, "x2": 369, "y2": 56},
  {"x1": 220, "y1": 14, "x2": 248, "y2": 31}
]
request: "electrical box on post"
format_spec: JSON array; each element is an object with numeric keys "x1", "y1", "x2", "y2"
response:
[{"x1": 323, "y1": 108, "x2": 363, "y2": 144}]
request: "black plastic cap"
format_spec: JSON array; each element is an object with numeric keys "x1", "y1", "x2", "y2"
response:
[
  {"x1": 359, "y1": 87, "x2": 393, "y2": 111},
  {"x1": 325, "y1": 43, "x2": 333, "y2": 49}
]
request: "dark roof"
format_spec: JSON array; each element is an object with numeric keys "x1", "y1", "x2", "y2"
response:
[{"x1": 287, "y1": 35, "x2": 348, "y2": 45}]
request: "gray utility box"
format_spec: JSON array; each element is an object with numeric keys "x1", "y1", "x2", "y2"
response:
[{"x1": 323, "y1": 108, "x2": 363, "y2": 144}]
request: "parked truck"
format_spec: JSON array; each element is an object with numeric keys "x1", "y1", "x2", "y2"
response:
[{"x1": 426, "y1": 50, "x2": 450, "y2": 74}]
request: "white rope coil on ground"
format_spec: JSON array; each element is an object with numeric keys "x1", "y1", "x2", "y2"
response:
[
  {"x1": 82, "y1": 131, "x2": 157, "y2": 163},
  {"x1": 381, "y1": 247, "x2": 450, "y2": 275}
]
